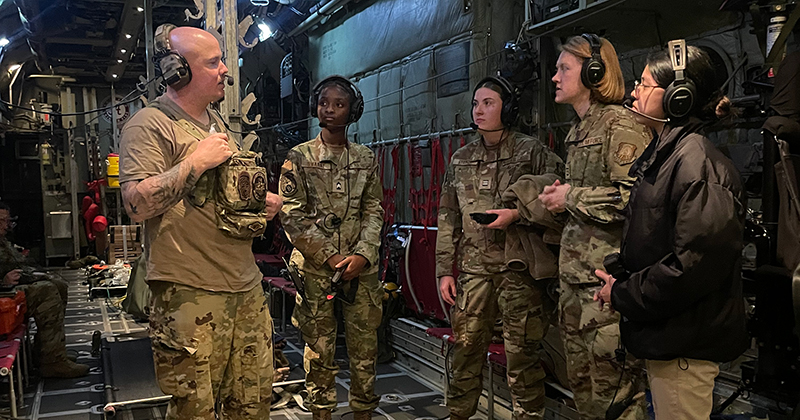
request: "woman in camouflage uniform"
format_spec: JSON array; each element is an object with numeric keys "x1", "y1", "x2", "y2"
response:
[
  {"x1": 279, "y1": 76, "x2": 384, "y2": 420},
  {"x1": 539, "y1": 34, "x2": 651, "y2": 420},
  {"x1": 436, "y1": 76, "x2": 564, "y2": 420}
]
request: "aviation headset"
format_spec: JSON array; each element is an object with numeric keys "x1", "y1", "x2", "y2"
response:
[
  {"x1": 662, "y1": 39, "x2": 696, "y2": 120},
  {"x1": 472, "y1": 75, "x2": 519, "y2": 127},
  {"x1": 154, "y1": 24, "x2": 192, "y2": 90},
  {"x1": 580, "y1": 33, "x2": 606, "y2": 88},
  {"x1": 309, "y1": 75, "x2": 365, "y2": 124}
]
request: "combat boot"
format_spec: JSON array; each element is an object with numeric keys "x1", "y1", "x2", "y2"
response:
[
  {"x1": 353, "y1": 411, "x2": 372, "y2": 420},
  {"x1": 312, "y1": 409, "x2": 332, "y2": 420},
  {"x1": 40, "y1": 360, "x2": 89, "y2": 378}
]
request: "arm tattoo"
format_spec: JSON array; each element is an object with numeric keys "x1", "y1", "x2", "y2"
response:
[{"x1": 121, "y1": 159, "x2": 200, "y2": 222}]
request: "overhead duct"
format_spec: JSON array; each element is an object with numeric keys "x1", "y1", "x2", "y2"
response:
[{"x1": 287, "y1": 0, "x2": 352, "y2": 37}]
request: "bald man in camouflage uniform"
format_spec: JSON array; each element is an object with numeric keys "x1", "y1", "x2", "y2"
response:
[
  {"x1": 280, "y1": 77, "x2": 384, "y2": 420},
  {"x1": 542, "y1": 102, "x2": 651, "y2": 419},
  {"x1": 120, "y1": 26, "x2": 281, "y2": 420}
]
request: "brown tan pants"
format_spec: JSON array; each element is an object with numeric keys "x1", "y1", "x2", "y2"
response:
[{"x1": 646, "y1": 358, "x2": 719, "y2": 420}]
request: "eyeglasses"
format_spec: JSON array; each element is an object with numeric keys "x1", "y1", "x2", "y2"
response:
[{"x1": 633, "y1": 80, "x2": 660, "y2": 93}]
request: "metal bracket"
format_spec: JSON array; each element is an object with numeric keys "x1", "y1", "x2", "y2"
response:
[
  {"x1": 185, "y1": 0, "x2": 205, "y2": 21},
  {"x1": 241, "y1": 92, "x2": 261, "y2": 125},
  {"x1": 238, "y1": 15, "x2": 258, "y2": 49}
]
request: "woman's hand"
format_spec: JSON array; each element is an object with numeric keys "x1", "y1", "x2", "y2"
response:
[
  {"x1": 539, "y1": 180, "x2": 570, "y2": 213},
  {"x1": 439, "y1": 275, "x2": 457, "y2": 306},
  {"x1": 485, "y1": 209, "x2": 520, "y2": 230},
  {"x1": 593, "y1": 269, "x2": 617, "y2": 312},
  {"x1": 336, "y1": 255, "x2": 368, "y2": 281}
]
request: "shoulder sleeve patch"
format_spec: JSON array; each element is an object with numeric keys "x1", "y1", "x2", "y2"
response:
[
  {"x1": 614, "y1": 142, "x2": 638, "y2": 165},
  {"x1": 280, "y1": 172, "x2": 298, "y2": 196}
]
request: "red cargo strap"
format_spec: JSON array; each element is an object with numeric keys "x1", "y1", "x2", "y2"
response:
[
  {"x1": 409, "y1": 143, "x2": 425, "y2": 226},
  {"x1": 425, "y1": 136, "x2": 446, "y2": 227},
  {"x1": 380, "y1": 145, "x2": 400, "y2": 282}
]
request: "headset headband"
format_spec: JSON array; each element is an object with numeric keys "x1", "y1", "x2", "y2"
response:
[
  {"x1": 582, "y1": 33, "x2": 602, "y2": 59},
  {"x1": 668, "y1": 39, "x2": 687, "y2": 81}
]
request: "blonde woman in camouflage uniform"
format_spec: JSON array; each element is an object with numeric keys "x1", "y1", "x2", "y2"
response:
[
  {"x1": 539, "y1": 34, "x2": 651, "y2": 420},
  {"x1": 437, "y1": 76, "x2": 564, "y2": 420},
  {"x1": 279, "y1": 76, "x2": 384, "y2": 420}
]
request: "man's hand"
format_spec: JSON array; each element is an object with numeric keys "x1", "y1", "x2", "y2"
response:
[
  {"x1": 539, "y1": 180, "x2": 570, "y2": 213},
  {"x1": 485, "y1": 208, "x2": 520, "y2": 230},
  {"x1": 439, "y1": 275, "x2": 457, "y2": 306},
  {"x1": 265, "y1": 192, "x2": 282, "y2": 220},
  {"x1": 593, "y1": 269, "x2": 617, "y2": 312},
  {"x1": 189, "y1": 133, "x2": 232, "y2": 173},
  {"x1": 3, "y1": 269, "x2": 21, "y2": 286},
  {"x1": 327, "y1": 254, "x2": 346, "y2": 271},
  {"x1": 336, "y1": 255, "x2": 368, "y2": 281}
]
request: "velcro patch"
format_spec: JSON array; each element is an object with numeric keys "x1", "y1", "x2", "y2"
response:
[
  {"x1": 280, "y1": 173, "x2": 298, "y2": 196},
  {"x1": 579, "y1": 136, "x2": 603, "y2": 147},
  {"x1": 614, "y1": 142, "x2": 638, "y2": 165}
]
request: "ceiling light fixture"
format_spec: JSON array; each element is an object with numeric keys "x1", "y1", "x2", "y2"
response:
[
  {"x1": 8, "y1": 64, "x2": 21, "y2": 72},
  {"x1": 120, "y1": 49, "x2": 127, "y2": 54},
  {"x1": 125, "y1": 34, "x2": 132, "y2": 39},
  {"x1": 0, "y1": 38, "x2": 9, "y2": 47},
  {"x1": 117, "y1": 59, "x2": 123, "y2": 63},
  {"x1": 112, "y1": 74, "x2": 118, "y2": 78},
  {"x1": 136, "y1": 6, "x2": 144, "y2": 12}
]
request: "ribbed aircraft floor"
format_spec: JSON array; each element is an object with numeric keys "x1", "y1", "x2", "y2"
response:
[
  {"x1": 2, "y1": 269, "x2": 461, "y2": 420},
  {"x1": 1, "y1": 269, "x2": 767, "y2": 420}
]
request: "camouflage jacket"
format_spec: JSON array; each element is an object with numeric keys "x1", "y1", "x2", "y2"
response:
[
  {"x1": 279, "y1": 136, "x2": 384, "y2": 276},
  {"x1": 436, "y1": 132, "x2": 564, "y2": 278},
  {"x1": 560, "y1": 102, "x2": 652, "y2": 284},
  {"x1": 0, "y1": 238, "x2": 25, "y2": 280},
  {"x1": 0, "y1": 238, "x2": 41, "y2": 284}
]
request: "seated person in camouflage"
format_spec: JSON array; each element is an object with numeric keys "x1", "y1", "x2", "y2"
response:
[
  {"x1": 436, "y1": 76, "x2": 564, "y2": 420},
  {"x1": 0, "y1": 201, "x2": 89, "y2": 378},
  {"x1": 279, "y1": 76, "x2": 384, "y2": 420}
]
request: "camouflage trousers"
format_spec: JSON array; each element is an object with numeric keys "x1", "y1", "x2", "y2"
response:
[
  {"x1": 19, "y1": 280, "x2": 68, "y2": 365},
  {"x1": 292, "y1": 271, "x2": 382, "y2": 412},
  {"x1": 448, "y1": 271, "x2": 547, "y2": 420},
  {"x1": 149, "y1": 281, "x2": 274, "y2": 420},
  {"x1": 559, "y1": 282, "x2": 647, "y2": 420}
]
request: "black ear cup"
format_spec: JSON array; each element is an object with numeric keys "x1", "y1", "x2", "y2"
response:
[
  {"x1": 154, "y1": 24, "x2": 192, "y2": 89},
  {"x1": 662, "y1": 39, "x2": 697, "y2": 120},
  {"x1": 472, "y1": 75, "x2": 519, "y2": 127},
  {"x1": 663, "y1": 80, "x2": 696, "y2": 119},
  {"x1": 309, "y1": 75, "x2": 364, "y2": 124},
  {"x1": 580, "y1": 33, "x2": 606, "y2": 88}
]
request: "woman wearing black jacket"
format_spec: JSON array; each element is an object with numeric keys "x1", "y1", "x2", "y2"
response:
[{"x1": 594, "y1": 40, "x2": 748, "y2": 420}]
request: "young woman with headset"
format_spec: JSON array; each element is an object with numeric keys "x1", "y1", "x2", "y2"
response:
[
  {"x1": 538, "y1": 34, "x2": 652, "y2": 420},
  {"x1": 278, "y1": 76, "x2": 384, "y2": 420},
  {"x1": 436, "y1": 76, "x2": 564, "y2": 420},
  {"x1": 594, "y1": 40, "x2": 747, "y2": 420}
]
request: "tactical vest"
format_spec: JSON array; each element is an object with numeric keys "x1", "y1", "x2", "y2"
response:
[{"x1": 148, "y1": 101, "x2": 268, "y2": 239}]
